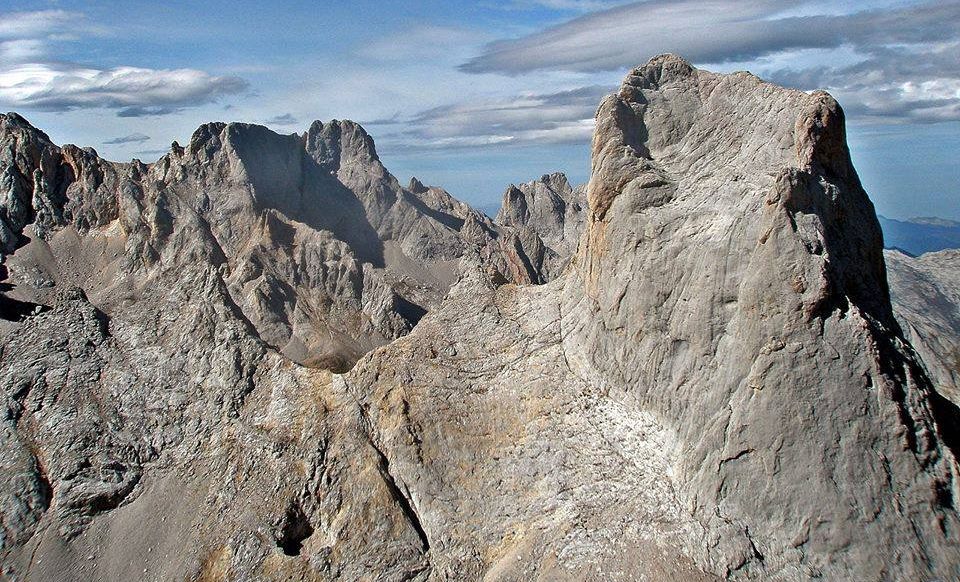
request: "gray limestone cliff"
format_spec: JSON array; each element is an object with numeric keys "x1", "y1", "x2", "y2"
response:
[
  {"x1": 0, "y1": 115, "x2": 537, "y2": 370},
  {"x1": 886, "y1": 249, "x2": 960, "y2": 406}
]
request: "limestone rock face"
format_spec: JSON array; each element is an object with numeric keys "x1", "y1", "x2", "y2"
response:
[
  {"x1": 561, "y1": 53, "x2": 959, "y2": 578},
  {"x1": 886, "y1": 249, "x2": 960, "y2": 405},
  {"x1": 495, "y1": 172, "x2": 586, "y2": 281},
  {"x1": 342, "y1": 54, "x2": 960, "y2": 579},
  {"x1": 1, "y1": 55, "x2": 959, "y2": 582},
  {"x1": 0, "y1": 115, "x2": 518, "y2": 369}
]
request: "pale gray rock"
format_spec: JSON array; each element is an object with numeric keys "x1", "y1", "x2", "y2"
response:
[
  {"x1": 493, "y1": 173, "x2": 586, "y2": 282},
  {"x1": 886, "y1": 248, "x2": 960, "y2": 405},
  {"x1": 342, "y1": 54, "x2": 960, "y2": 579},
  {"x1": 0, "y1": 115, "x2": 527, "y2": 369},
  {"x1": 495, "y1": 172, "x2": 586, "y2": 266},
  {"x1": 559, "y1": 53, "x2": 959, "y2": 579}
]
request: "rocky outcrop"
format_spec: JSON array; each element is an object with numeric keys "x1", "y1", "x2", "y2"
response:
[
  {"x1": 561, "y1": 53, "x2": 959, "y2": 578},
  {"x1": 886, "y1": 249, "x2": 960, "y2": 405},
  {"x1": 495, "y1": 172, "x2": 586, "y2": 281},
  {"x1": 0, "y1": 115, "x2": 528, "y2": 369},
  {"x1": 341, "y1": 54, "x2": 960, "y2": 579},
  {"x1": 1, "y1": 55, "x2": 959, "y2": 581}
]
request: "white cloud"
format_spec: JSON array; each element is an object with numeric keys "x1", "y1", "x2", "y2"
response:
[
  {"x1": 0, "y1": 39, "x2": 47, "y2": 62},
  {"x1": 356, "y1": 25, "x2": 492, "y2": 62},
  {"x1": 0, "y1": 63, "x2": 247, "y2": 116},
  {"x1": 459, "y1": 0, "x2": 960, "y2": 122},
  {"x1": 0, "y1": 10, "x2": 81, "y2": 39},
  {"x1": 0, "y1": 9, "x2": 247, "y2": 117},
  {"x1": 372, "y1": 85, "x2": 608, "y2": 149}
]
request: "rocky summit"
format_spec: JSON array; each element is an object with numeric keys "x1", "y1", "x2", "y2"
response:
[{"x1": 1, "y1": 55, "x2": 959, "y2": 581}]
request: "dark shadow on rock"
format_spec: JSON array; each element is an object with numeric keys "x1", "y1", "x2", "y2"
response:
[
  {"x1": 225, "y1": 123, "x2": 388, "y2": 268},
  {"x1": 401, "y1": 190, "x2": 466, "y2": 232},
  {"x1": 0, "y1": 264, "x2": 49, "y2": 321},
  {"x1": 393, "y1": 293, "x2": 428, "y2": 328}
]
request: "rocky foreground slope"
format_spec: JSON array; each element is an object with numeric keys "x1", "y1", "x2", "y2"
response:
[{"x1": 2, "y1": 55, "x2": 959, "y2": 581}]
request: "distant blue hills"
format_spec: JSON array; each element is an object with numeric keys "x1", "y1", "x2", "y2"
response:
[{"x1": 879, "y1": 215, "x2": 960, "y2": 256}]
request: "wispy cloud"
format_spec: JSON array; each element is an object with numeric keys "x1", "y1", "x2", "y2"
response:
[
  {"x1": 0, "y1": 10, "x2": 83, "y2": 39},
  {"x1": 0, "y1": 9, "x2": 248, "y2": 117},
  {"x1": 356, "y1": 25, "x2": 492, "y2": 62},
  {"x1": 462, "y1": 1, "x2": 959, "y2": 73},
  {"x1": 103, "y1": 132, "x2": 150, "y2": 145},
  {"x1": 460, "y1": 0, "x2": 960, "y2": 122},
  {"x1": 360, "y1": 112, "x2": 404, "y2": 126},
  {"x1": 258, "y1": 113, "x2": 299, "y2": 127},
  {"x1": 377, "y1": 85, "x2": 609, "y2": 149},
  {"x1": 488, "y1": 0, "x2": 630, "y2": 12},
  {"x1": 768, "y1": 42, "x2": 960, "y2": 123},
  {"x1": 0, "y1": 63, "x2": 248, "y2": 116},
  {"x1": 133, "y1": 148, "x2": 170, "y2": 159}
]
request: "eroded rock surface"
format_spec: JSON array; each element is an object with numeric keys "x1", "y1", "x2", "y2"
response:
[
  {"x1": 1, "y1": 55, "x2": 959, "y2": 581},
  {"x1": 886, "y1": 249, "x2": 960, "y2": 405},
  {"x1": 0, "y1": 115, "x2": 532, "y2": 369},
  {"x1": 495, "y1": 172, "x2": 586, "y2": 281}
]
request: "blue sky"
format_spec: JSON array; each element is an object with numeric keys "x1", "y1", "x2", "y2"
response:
[{"x1": 1, "y1": 0, "x2": 958, "y2": 219}]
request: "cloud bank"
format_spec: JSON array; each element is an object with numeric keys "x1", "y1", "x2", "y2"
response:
[
  {"x1": 375, "y1": 85, "x2": 609, "y2": 150},
  {"x1": 461, "y1": 0, "x2": 960, "y2": 122},
  {"x1": 0, "y1": 10, "x2": 247, "y2": 117}
]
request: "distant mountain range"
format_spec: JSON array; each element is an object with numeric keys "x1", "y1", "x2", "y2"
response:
[{"x1": 878, "y1": 215, "x2": 960, "y2": 256}]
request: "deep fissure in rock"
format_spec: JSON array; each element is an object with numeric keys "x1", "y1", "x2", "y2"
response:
[
  {"x1": 276, "y1": 502, "x2": 314, "y2": 556},
  {"x1": 372, "y1": 445, "x2": 430, "y2": 552}
]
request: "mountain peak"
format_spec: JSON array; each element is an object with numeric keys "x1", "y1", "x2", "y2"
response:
[
  {"x1": 304, "y1": 118, "x2": 380, "y2": 171},
  {"x1": 1, "y1": 57, "x2": 957, "y2": 582},
  {"x1": 1, "y1": 111, "x2": 54, "y2": 145},
  {"x1": 408, "y1": 176, "x2": 429, "y2": 193}
]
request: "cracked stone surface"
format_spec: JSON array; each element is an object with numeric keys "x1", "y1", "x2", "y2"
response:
[{"x1": 1, "y1": 55, "x2": 959, "y2": 581}]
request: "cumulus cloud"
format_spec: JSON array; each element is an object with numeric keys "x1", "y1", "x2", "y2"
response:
[
  {"x1": 103, "y1": 133, "x2": 150, "y2": 145},
  {"x1": 0, "y1": 9, "x2": 248, "y2": 116},
  {"x1": 460, "y1": 0, "x2": 960, "y2": 122}
]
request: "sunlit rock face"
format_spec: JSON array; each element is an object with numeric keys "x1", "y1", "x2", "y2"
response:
[
  {"x1": 0, "y1": 114, "x2": 544, "y2": 370},
  {"x1": 886, "y1": 248, "x2": 960, "y2": 406},
  {"x1": 495, "y1": 172, "x2": 587, "y2": 281},
  {"x1": 1, "y1": 55, "x2": 958, "y2": 581},
  {"x1": 561, "y1": 53, "x2": 958, "y2": 579}
]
